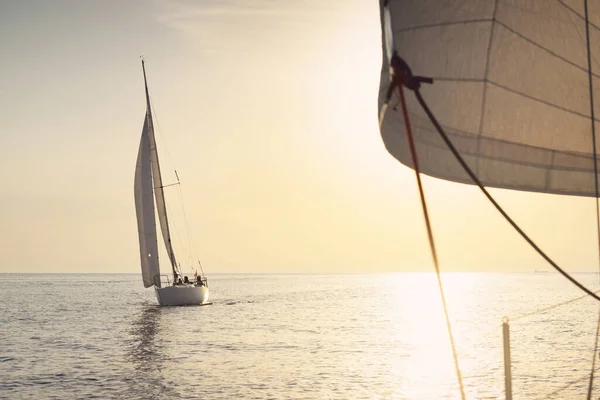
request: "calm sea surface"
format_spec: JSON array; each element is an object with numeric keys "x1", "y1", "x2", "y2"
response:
[{"x1": 2, "y1": 272, "x2": 600, "y2": 399}]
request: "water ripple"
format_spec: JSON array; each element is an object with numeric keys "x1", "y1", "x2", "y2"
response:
[{"x1": 2, "y1": 273, "x2": 600, "y2": 399}]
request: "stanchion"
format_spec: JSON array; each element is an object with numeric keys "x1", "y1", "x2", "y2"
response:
[{"x1": 503, "y1": 317, "x2": 513, "y2": 400}]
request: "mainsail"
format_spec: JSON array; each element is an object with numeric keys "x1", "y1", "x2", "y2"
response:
[
  {"x1": 134, "y1": 114, "x2": 161, "y2": 288},
  {"x1": 135, "y1": 60, "x2": 179, "y2": 287},
  {"x1": 378, "y1": 0, "x2": 600, "y2": 197},
  {"x1": 141, "y1": 61, "x2": 179, "y2": 275}
]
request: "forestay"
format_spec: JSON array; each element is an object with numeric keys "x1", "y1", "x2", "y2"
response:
[{"x1": 378, "y1": 0, "x2": 600, "y2": 197}]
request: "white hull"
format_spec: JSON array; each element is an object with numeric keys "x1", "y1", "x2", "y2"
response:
[{"x1": 154, "y1": 285, "x2": 209, "y2": 306}]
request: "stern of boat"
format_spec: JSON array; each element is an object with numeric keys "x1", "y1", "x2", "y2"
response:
[{"x1": 154, "y1": 284, "x2": 209, "y2": 306}]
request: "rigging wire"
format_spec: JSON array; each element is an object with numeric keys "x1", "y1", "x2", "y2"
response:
[
  {"x1": 173, "y1": 170, "x2": 193, "y2": 267},
  {"x1": 164, "y1": 200, "x2": 187, "y2": 274},
  {"x1": 142, "y1": 77, "x2": 180, "y2": 277},
  {"x1": 557, "y1": 0, "x2": 600, "y2": 31},
  {"x1": 457, "y1": 287, "x2": 600, "y2": 384},
  {"x1": 148, "y1": 97, "x2": 178, "y2": 177},
  {"x1": 385, "y1": 5, "x2": 600, "y2": 395},
  {"x1": 542, "y1": 366, "x2": 600, "y2": 399},
  {"x1": 390, "y1": 51, "x2": 600, "y2": 397},
  {"x1": 148, "y1": 94, "x2": 204, "y2": 274},
  {"x1": 511, "y1": 291, "x2": 599, "y2": 322},
  {"x1": 175, "y1": 170, "x2": 207, "y2": 276},
  {"x1": 142, "y1": 62, "x2": 207, "y2": 281},
  {"x1": 582, "y1": 0, "x2": 600, "y2": 397},
  {"x1": 401, "y1": 82, "x2": 600, "y2": 303},
  {"x1": 396, "y1": 83, "x2": 466, "y2": 400},
  {"x1": 197, "y1": 259, "x2": 206, "y2": 278}
]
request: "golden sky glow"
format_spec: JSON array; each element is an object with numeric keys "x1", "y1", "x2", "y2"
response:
[{"x1": 0, "y1": 0, "x2": 598, "y2": 274}]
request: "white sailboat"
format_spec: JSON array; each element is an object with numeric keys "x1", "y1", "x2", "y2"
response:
[{"x1": 134, "y1": 59, "x2": 209, "y2": 306}]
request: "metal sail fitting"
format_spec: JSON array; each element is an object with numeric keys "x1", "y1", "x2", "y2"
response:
[{"x1": 391, "y1": 53, "x2": 433, "y2": 91}]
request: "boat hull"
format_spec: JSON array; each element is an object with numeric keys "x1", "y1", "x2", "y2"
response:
[{"x1": 154, "y1": 285, "x2": 209, "y2": 306}]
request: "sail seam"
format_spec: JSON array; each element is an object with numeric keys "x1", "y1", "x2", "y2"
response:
[
  {"x1": 403, "y1": 78, "x2": 594, "y2": 124},
  {"x1": 396, "y1": 21, "x2": 600, "y2": 80},
  {"x1": 404, "y1": 112, "x2": 596, "y2": 160},
  {"x1": 487, "y1": 81, "x2": 591, "y2": 119},
  {"x1": 495, "y1": 20, "x2": 600, "y2": 79},
  {"x1": 476, "y1": 0, "x2": 499, "y2": 176},
  {"x1": 403, "y1": 124, "x2": 598, "y2": 173},
  {"x1": 557, "y1": 0, "x2": 600, "y2": 31},
  {"x1": 394, "y1": 19, "x2": 493, "y2": 33}
]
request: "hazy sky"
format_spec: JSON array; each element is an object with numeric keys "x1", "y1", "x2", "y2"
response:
[{"x1": 1, "y1": 0, "x2": 599, "y2": 274}]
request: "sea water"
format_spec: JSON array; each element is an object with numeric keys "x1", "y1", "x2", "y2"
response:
[{"x1": 2, "y1": 272, "x2": 600, "y2": 399}]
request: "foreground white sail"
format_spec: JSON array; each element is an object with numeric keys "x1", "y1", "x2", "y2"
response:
[
  {"x1": 378, "y1": 0, "x2": 600, "y2": 197},
  {"x1": 134, "y1": 60, "x2": 209, "y2": 306}
]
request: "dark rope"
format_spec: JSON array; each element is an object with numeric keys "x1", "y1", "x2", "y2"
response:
[
  {"x1": 412, "y1": 87, "x2": 600, "y2": 302},
  {"x1": 387, "y1": 51, "x2": 600, "y2": 303},
  {"x1": 583, "y1": 0, "x2": 600, "y2": 397},
  {"x1": 390, "y1": 55, "x2": 466, "y2": 400}
]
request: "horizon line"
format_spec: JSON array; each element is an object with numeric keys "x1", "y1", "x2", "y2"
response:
[{"x1": 1, "y1": 271, "x2": 598, "y2": 275}]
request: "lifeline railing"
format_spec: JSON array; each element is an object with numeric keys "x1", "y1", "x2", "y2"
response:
[
  {"x1": 155, "y1": 273, "x2": 207, "y2": 287},
  {"x1": 155, "y1": 274, "x2": 171, "y2": 287},
  {"x1": 500, "y1": 290, "x2": 600, "y2": 399}
]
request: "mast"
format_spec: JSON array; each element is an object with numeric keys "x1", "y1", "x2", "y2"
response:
[{"x1": 141, "y1": 60, "x2": 179, "y2": 281}]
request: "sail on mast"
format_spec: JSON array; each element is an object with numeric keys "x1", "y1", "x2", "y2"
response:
[
  {"x1": 378, "y1": 0, "x2": 600, "y2": 197},
  {"x1": 134, "y1": 105, "x2": 161, "y2": 288},
  {"x1": 141, "y1": 60, "x2": 179, "y2": 278}
]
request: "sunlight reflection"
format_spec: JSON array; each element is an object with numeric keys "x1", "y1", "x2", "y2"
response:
[
  {"x1": 375, "y1": 273, "x2": 505, "y2": 399},
  {"x1": 126, "y1": 305, "x2": 176, "y2": 399}
]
